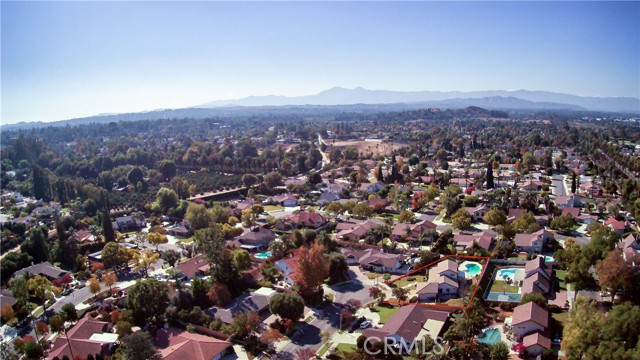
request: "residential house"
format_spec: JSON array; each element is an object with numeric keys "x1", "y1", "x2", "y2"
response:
[
  {"x1": 72, "y1": 229, "x2": 97, "y2": 244},
  {"x1": 604, "y1": 217, "x2": 627, "y2": 236},
  {"x1": 236, "y1": 226, "x2": 276, "y2": 251},
  {"x1": 362, "y1": 305, "x2": 449, "y2": 350},
  {"x1": 359, "y1": 251, "x2": 407, "y2": 274},
  {"x1": 176, "y1": 255, "x2": 210, "y2": 280},
  {"x1": 522, "y1": 332, "x2": 551, "y2": 356},
  {"x1": 14, "y1": 261, "x2": 68, "y2": 282},
  {"x1": 554, "y1": 195, "x2": 584, "y2": 209},
  {"x1": 507, "y1": 208, "x2": 528, "y2": 223},
  {"x1": 561, "y1": 207, "x2": 580, "y2": 219},
  {"x1": 45, "y1": 317, "x2": 117, "y2": 360},
  {"x1": 317, "y1": 191, "x2": 340, "y2": 206},
  {"x1": 154, "y1": 327, "x2": 232, "y2": 360},
  {"x1": 336, "y1": 219, "x2": 385, "y2": 241},
  {"x1": 464, "y1": 205, "x2": 489, "y2": 222},
  {"x1": 619, "y1": 234, "x2": 640, "y2": 264},
  {"x1": 521, "y1": 258, "x2": 553, "y2": 296},
  {"x1": 514, "y1": 229, "x2": 554, "y2": 254},
  {"x1": 417, "y1": 259, "x2": 461, "y2": 302},
  {"x1": 511, "y1": 302, "x2": 549, "y2": 340},
  {"x1": 359, "y1": 182, "x2": 385, "y2": 194},
  {"x1": 167, "y1": 222, "x2": 193, "y2": 238},
  {"x1": 276, "y1": 256, "x2": 298, "y2": 285},
  {"x1": 206, "y1": 287, "x2": 276, "y2": 324},
  {"x1": 114, "y1": 215, "x2": 145, "y2": 231},
  {"x1": 287, "y1": 211, "x2": 327, "y2": 230},
  {"x1": 390, "y1": 219, "x2": 437, "y2": 243},
  {"x1": 452, "y1": 230, "x2": 496, "y2": 252},
  {"x1": 269, "y1": 193, "x2": 298, "y2": 207}
]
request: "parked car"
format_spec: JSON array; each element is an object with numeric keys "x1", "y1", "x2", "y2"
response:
[{"x1": 360, "y1": 320, "x2": 371, "y2": 329}]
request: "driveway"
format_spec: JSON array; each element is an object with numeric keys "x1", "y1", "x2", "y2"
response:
[
  {"x1": 551, "y1": 175, "x2": 567, "y2": 197},
  {"x1": 281, "y1": 303, "x2": 341, "y2": 353}
]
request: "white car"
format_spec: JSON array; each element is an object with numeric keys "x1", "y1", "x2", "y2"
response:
[{"x1": 360, "y1": 320, "x2": 371, "y2": 329}]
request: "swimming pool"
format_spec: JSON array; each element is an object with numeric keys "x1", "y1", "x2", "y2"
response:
[
  {"x1": 254, "y1": 251, "x2": 272, "y2": 259},
  {"x1": 459, "y1": 261, "x2": 482, "y2": 278},
  {"x1": 477, "y1": 328, "x2": 501, "y2": 345},
  {"x1": 497, "y1": 268, "x2": 516, "y2": 280},
  {"x1": 539, "y1": 255, "x2": 554, "y2": 262}
]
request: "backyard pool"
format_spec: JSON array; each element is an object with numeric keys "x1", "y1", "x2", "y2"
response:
[
  {"x1": 539, "y1": 255, "x2": 555, "y2": 263},
  {"x1": 459, "y1": 261, "x2": 483, "y2": 279},
  {"x1": 497, "y1": 268, "x2": 517, "y2": 281},
  {"x1": 477, "y1": 328, "x2": 501, "y2": 345},
  {"x1": 254, "y1": 251, "x2": 272, "y2": 259}
]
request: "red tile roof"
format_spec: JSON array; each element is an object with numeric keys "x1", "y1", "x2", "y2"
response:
[{"x1": 154, "y1": 328, "x2": 231, "y2": 360}]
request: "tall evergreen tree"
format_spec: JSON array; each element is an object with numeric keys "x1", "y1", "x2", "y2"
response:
[
  {"x1": 571, "y1": 172, "x2": 577, "y2": 194},
  {"x1": 32, "y1": 165, "x2": 51, "y2": 201},
  {"x1": 486, "y1": 160, "x2": 494, "y2": 189},
  {"x1": 101, "y1": 192, "x2": 116, "y2": 242}
]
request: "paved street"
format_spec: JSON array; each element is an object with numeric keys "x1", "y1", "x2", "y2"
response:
[{"x1": 551, "y1": 175, "x2": 568, "y2": 196}]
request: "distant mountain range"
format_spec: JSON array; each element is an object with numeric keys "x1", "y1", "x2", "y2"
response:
[
  {"x1": 197, "y1": 87, "x2": 640, "y2": 113},
  {"x1": 3, "y1": 87, "x2": 638, "y2": 131}
]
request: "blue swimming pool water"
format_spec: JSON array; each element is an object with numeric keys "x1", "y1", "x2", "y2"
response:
[
  {"x1": 497, "y1": 269, "x2": 516, "y2": 280},
  {"x1": 255, "y1": 251, "x2": 272, "y2": 259},
  {"x1": 477, "y1": 329, "x2": 501, "y2": 345},
  {"x1": 461, "y1": 263, "x2": 482, "y2": 276}
]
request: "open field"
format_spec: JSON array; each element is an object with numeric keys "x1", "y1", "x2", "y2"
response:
[{"x1": 327, "y1": 139, "x2": 406, "y2": 156}]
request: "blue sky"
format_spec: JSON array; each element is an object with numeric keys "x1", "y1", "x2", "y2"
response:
[{"x1": 2, "y1": 1, "x2": 639, "y2": 123}]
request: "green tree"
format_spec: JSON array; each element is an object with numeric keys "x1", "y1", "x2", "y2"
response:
[
  {"x1": 125, "y1": 279, "x2": 169, "y2": 326},
  {"x1": 483, "y1": 209, "x2": 506, "y2": 227},
  {"x1": 194, "y1": 225, "x2": 225, "y2": 266},
  {"x1": 550, "y1": 213, "x2": 575, "y2": 232},
  {"x1": 488, "y1": 342, "x2": 509, "y2": 360},
  {"x1": 351, "y1": 203, "x2": 373, "y2": 218},
  {"x1": 269, "y1": 293, "x2": 304, "y2": 321},
  {"x1": 242, "y1": 173, "x2": 258, "y2": 188},
  {"x1": 119, "y1": 332, "x2": 162, "y2": 360},
  {"x1": 327, "y1": 253, "x2": 348, "y2": 284},
  {"x1": 146, "y1": 232, "x2": 168, "y2": 251},
  {"x1": 451, "y1": 208, "x2": 471, "y2": 230},
  {"x1": 397, "y1": 210, "x2": 415, "y2": 224},
  {"x1": 232, "y1": 249, "x2": 252, "y2": 271},
  {"x1": 127, "y1": 167, "x2": 145, "y2": 186},
  {"x1": 32, "y1": 165, "x2": 51, "y2": 201},
  {"x1": 102, "y1": 242, "x2": 133, "y2": 271},
  {"x1": 155, "y1": 187, "x2": 179, "y2": 213},
  {"x1": 185, "y1": 203, "x2": 211, "y2": 230},
  {"x1": 157, "y1": 160, "x2": 177, "y2": 180}
]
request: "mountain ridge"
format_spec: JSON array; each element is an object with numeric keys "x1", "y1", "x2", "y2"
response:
[{"x1": 197, "y1": 87, "x2": 640, "y2": 113}]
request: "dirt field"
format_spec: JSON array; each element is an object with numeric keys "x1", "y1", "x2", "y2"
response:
[{"x1": 327, "y1": 139, "x2": 406, "y2": 156}]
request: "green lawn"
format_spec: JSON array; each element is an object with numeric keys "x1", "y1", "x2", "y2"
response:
[
  {"x1": 372, "y1": 305, "x2": 400, "y2": 324},
  {"x1": 336, "y1": 343, "x2": 357, "y2": 353},
  {"x1": 318, "y1": 342, "x2": 333, "y2": 356},
  {"x1": 180, "y1": 237, "x2": 195, "y2": 244},
  {"x1": 390, "y1": 275, "x2": 426, "y2": 288},
  {"x1": 264, "y1": 205, "x2": 284, "y2": 212},
  {"x1": 552, "y1": 311, "x2": 569, "y2": 326},
  {"x1": 32, "y1": 306, "x2": 44, "y2": 318},
  {"x1": 555, "y1": 270, "x2": 567, "y2": 290},
  {"x1": 490, "y1": 280, "x2": 520, "y2": 294}
]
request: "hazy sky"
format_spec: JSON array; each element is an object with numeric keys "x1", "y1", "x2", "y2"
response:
[{"x1": 2, "y1": 1, "x2": 639, "y2": 124}]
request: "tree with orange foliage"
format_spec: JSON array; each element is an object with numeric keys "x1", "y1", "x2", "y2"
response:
[
  {"x1": 111, "y1": 309, "x2": 121, "y2": 324},
  {"x1": 207, "y1": 283, "x2": 232, "y2": 307},
  {"x1": 88, "y1": 277, "x2": 101, "y2": 299},
  {"x1": 260, "y1": 328, "x2": 284, "y2": 344},
  {"x1": 103, "y1": 272, "x2": 118, "y2": 294},
  {"x1": 1, "y1": 303, "x2": 14, "y2": 323},
  {"x1": 291, "y1": 243, "x2": 329, "y2": 299}
]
